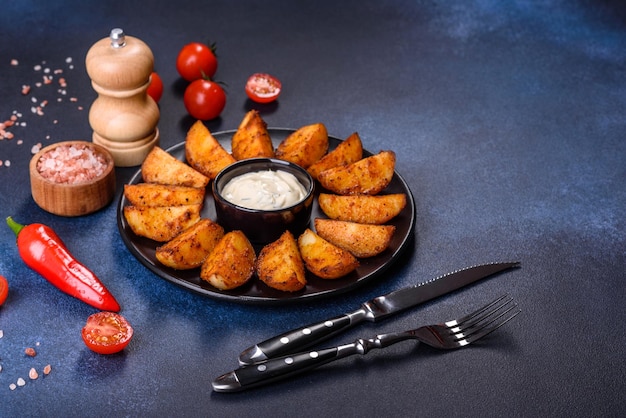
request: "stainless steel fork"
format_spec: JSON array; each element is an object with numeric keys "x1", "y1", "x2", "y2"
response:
[{"x1": 212, "y1": 295, "x2": 521, "y2": 392}]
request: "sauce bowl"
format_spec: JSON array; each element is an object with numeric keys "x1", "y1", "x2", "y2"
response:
[{"x1": 212, "y1": 158, "x2": 315, "y2": 244}]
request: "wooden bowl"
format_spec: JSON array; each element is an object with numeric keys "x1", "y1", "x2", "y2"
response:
[{"x1": 30, "y1": 141, "x2": 116, "y2": 216}]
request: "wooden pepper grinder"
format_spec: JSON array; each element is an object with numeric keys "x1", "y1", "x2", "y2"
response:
[{"x1": 86, "y1": 28, "x2": 159, "y2": 167}]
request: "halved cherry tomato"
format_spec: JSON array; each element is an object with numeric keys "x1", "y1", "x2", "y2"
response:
[
  {"x1": 183, "y1": 78, "x2": 226, "y2": 120},
  {"x1": 81, "y1": 312, "x2": 133, "y2": 355},
  {"x1": 245, "y1": 73, "x2": 281, "y2": 104},
  {"x1": 176, "y1": 42, "x2": 218, "y2": 82},
  {"x1": 0, "y1": 275, "x2": 8, "y2": 306},
  {"x1": 147, "y1": 71, "x2": 163, "y2": 103}
]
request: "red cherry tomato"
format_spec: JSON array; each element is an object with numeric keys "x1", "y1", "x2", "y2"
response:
[
  {"x1": 183, "y1": 79, "x2": 226, "y2": 120},
  {"x1": 81, "y1": 312, "x2": 134, "y2": 355},
  {"x1": 176, "y1": 42, "x2": 218, "y2": 82},
  {"x1": 0, "y1": 275, "x2": 8, "y2": 306},
  {"x1": 147, "y1": 71, "x2": 163, "y2": 103},
  {"x1": 245, "y1": 73, "x2": 282, "y2": 103}
]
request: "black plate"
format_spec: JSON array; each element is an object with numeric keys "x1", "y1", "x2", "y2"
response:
[{"x1": 117, "y1": 128, "x2": 415, "y2": 305}]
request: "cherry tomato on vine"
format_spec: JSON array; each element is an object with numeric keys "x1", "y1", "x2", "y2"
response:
[
  {"x1": 81, "y1": 312, "x2": 134, "y2": 355},
  {"x1": 176, "y1": 42, "x2": 218, "y2": 82},
  {"x1": 0, "y1": 275, "x2": 8, "y2": 306},
  {"x1": 184, "y1": 79, "x2": 226, "y2": 120},
  {"x1": 245, "y1": 73, "x2": 282, "y2": 103},
  {"x1": 147, "y1": 71, "x2": 163, "y2": 103}
]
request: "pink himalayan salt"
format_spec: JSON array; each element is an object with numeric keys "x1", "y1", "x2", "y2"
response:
[{"x1": 37, "y1": 144, "x2": 109, "y2": 184}]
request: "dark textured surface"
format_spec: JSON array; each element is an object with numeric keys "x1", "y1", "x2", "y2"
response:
[{"x1": 1, "y1": 1, "x2": 624, "y2": 416}]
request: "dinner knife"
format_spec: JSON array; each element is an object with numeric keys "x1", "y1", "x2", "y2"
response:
[{"x1": 237, "y1": 261, "x2": 520, "y2": 366}]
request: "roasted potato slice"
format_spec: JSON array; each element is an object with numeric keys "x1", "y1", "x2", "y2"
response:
[
  {"x1": 297, "y1": 228, "x2": 358, "y2": 279},
  {"x1": 185, "y1": 120, "x2": 236, "y2": 180},
  {"x1": 123, "y1": 183, "x2": 205, "y2": 207},
  {"x1": 317, "y1": 150, "x2": 396, "y2": 195},
  {"x1": 275, "y1": 123, "x2": 328, "y2": 169},
  {"x1": 256, "y1": 230, "x2": 306, "y2": 292},
  {"x1": 155, "y1": 218, "x2": 225, "y2": 270},
  {"x1": 123, "y1": 204, "x2": 201, "y2": 242},
  {"x1": 231, "y1": 110, "x2": 275, "y2": 160},
  {"x1": 200, "y1": 230, "x2": 256, "y2": 290},
  {"x1": 142, "y1": 146, "x2": 209, "y2": 188},
  {"x1": 314, "y1": 218, "x2": 395, "y2": 258},
  {"x1": 307, "y1": 132, "x2": 363, "y2": 180},
  {"x1": 318, "y1": 193, "x2": 407, "y2": 224}
]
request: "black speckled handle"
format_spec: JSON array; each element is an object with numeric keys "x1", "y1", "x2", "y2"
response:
[
  {"x1": 229, "y1": 347, "x2": 344, "y2": 392},
  {"x1": 238, "y1": 312, "x2": 360, "y2": 365}
]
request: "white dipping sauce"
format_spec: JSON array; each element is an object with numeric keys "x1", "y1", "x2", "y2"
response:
[{"x1": 221, "y1": 170, "x2": 307, "y2": 210}]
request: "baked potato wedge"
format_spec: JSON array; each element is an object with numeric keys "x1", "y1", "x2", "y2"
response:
[
  {"x1": 155, "y1": 218, "x2": 225, "y2": 270},
  {"x1": 318, "y1": 193, "x2": 407, "y2": 224},
  {"x1": 123, "y1": 204, "x2": 202, "y2": 242},
  {"x1": 297, "y1": 228, "x2": 358, "y2": 279},
  {"x1": 200, "y1": 230, "x2": 256, "y2": 290},
  {"x1": 123, "y1": 183, "x2": 205, "y2": 207},
  {"x1": 317, "y1": 150, "x2": 396, "y2": 195},
  {"x1": 275, "y1": 123, "x2": 328, "y2": 168},
  {"x1": 314, "y1": 218, "x2": 396, "y2": 258},
  {"x1": 256, "y1": 230, "x2": 307, "y2": 292},
  {"x1": 185, "y1": 120, "x2": 236, "y2": 180},
  {"x1": 231, "y1": 110, "x2": 275, "y2": 160},
  {"x1": 307, "y1": 132, "x2": 363, "y2": 180},
  {"x1": 142, "y1": 146, "x2": 209, "y2": 188}
]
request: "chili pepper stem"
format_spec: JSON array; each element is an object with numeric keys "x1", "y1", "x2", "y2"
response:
[{"x1": 6, "y1": 216, "x2": 25, "y2": 236}]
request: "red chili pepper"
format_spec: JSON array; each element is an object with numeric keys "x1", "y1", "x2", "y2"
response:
[{"x1": 6, "y1": 216, "x2": 120, "y2": 312}]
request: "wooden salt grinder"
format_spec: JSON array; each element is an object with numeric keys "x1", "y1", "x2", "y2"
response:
[{"x1": 86, "y1": 28, "x2": 159, "y2": 167}]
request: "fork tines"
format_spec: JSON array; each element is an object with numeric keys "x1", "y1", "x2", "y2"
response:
[{"x1": 446, "y1": 295, "x2": 520, "y2": 346}]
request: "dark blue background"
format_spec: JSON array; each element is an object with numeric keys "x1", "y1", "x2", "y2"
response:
[{"x1": 1, "y1": 1, "x2": 624, "y2": 416}]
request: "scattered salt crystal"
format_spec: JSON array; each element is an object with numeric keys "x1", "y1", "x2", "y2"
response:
[
  {"x1": 17, "y1": 378, "x2": 26, "y2": 387},
  {"x1": 34, "y1": 64, "x2": 42, "y2": 71},
  {"x1": 43, "y1": 364, "x2": 52, "y2": 375},
  {"x1": 11, "y1": 59, "x2": 18, "y2": 66},
  {"x1": 4, "y1": 160, "x2": 10, "y2": 167},
  {"x1": 29, "y1": 368, "x2": 39, "y2": 380},
  {"x1": 31, "y1": 143, "x2": 42, "y2": 154},
  {"x1": 0, "y1": 330, "x2": 3, "y2": 338},
  {"x1": 9, "y1": 383, "x2": 16, "y2": 390},
  {"x1": 65, "y1": 57, "x2": 73, "y2": 63}
]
